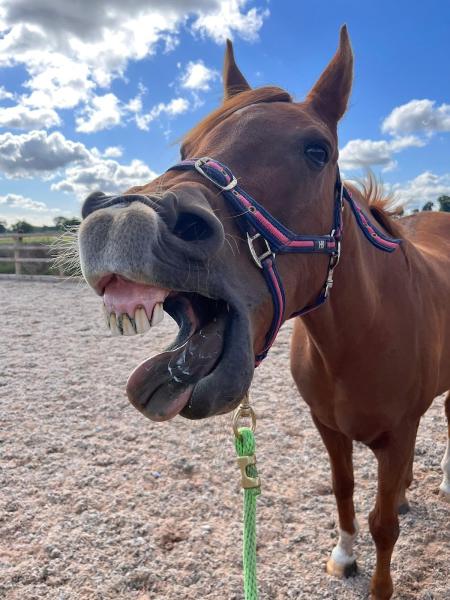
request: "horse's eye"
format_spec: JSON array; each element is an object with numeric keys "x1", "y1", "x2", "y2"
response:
[{"x1": 305, "y1": 144, "x2": 328, "y2": 167}]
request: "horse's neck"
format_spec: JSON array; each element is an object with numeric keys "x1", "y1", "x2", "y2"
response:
[{"x1": 300, "y1": 200, "x2": 407, "y2": 355}]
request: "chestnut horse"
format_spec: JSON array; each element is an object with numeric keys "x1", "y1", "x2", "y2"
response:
[{"x1": 78, "y1": 27, "x2": 450, "y2": 599}]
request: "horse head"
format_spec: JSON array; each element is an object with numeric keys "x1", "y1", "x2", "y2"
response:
[{"x1": 78, "y1": 26, "x2": 353, "y2": 422}]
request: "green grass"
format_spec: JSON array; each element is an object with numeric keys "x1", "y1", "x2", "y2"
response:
[
  {"x1": 0, "y1": 263, "x2": 14, "y2": 274},
  {"x1": 0, "y1": 236, "x2": 57, "y2": 245},
  {"x1": 0, "y1": 263, "x2": 64, "y2": 276}
]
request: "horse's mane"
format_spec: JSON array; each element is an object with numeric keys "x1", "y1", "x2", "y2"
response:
[
  {"x1": 346, "y1": 174, "x2": 404, "y2": 238},
  {"x1": 182, "y1": 86, "x2": 292, "y2": 152}
]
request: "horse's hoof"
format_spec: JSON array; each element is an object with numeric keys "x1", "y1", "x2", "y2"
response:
[
  {"x1": 397, "y1": 501, "x2": 410, "y2": 514},
  {"x1": 326, "y1": 557, "x2": 358, "y2": 578}
]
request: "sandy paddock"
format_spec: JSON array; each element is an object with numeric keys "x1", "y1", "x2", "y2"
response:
[{"x1": 0, "y1": 280, "x2": 449, "y2": 599}]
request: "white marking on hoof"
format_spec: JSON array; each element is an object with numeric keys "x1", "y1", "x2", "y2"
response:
[
  {"x1": 326, "y1": 519, "x2": 359, "y2": 579},
  {"x1": 440, "y1": 440, "x2": 450, "y2": 503}
]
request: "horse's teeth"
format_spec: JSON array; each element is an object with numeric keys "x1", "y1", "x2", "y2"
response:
[
  {"x1": 105, "y1": 306, "x2": 160, "y2": 335},
  {"x1": 103, "y1": 304, "x2": 110, "y2": 328},
  {"x1": 151, "y1": 302, "x2": 164, "y2": 327},
  {"x1": 122, "y1": 315, "x2": 136, "y2": 336},
  {"x1": 110, "y1": 313, "x2": 120, "y2": 336},
  {"x1": 135, "y1": 307, "x2": 150, "y2": 334}
]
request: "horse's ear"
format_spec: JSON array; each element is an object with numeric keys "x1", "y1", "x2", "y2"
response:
[
  {"x1": 306, "y1": 25, "x2": 353, "y2": 124},
  {"x1": 223, "y1": 39, "x2": 251, "y2": 100}
]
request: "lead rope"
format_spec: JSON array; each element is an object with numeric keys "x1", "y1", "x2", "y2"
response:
[{"x1": 233, "y1": 395, "x2": 261, "y2": 600}]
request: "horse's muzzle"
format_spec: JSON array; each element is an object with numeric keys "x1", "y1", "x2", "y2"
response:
[{"x1": 78, "y1": 186, "x2": 254, "y2": 421}]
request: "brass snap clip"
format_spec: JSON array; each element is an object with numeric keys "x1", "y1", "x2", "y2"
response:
[
  {"x1": 233, "y1": 393, "x2": 260, "y2": 490},
  {"x1": 232, "y1": 393, "x2": 257, "y2": 439}
]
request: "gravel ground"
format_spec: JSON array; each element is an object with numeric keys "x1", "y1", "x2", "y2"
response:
[{"x1": 1, "y1": 280, "x2": 449, "y2": 600}]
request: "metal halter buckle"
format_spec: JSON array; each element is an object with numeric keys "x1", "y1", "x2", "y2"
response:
[
  {"x1": 247, "y1": 232, "x2": 274, "y2": 269},
  {"x1": 324, "y1": 233, "x2": 341, "y2": 298},
  {"x1": 194, "y1": 157, "x2": 238, "y2": 191},
  {"x1": 324, "y1": 270, "x2": 335, "y2": 298}
]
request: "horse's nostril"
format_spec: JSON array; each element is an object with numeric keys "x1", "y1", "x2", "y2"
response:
[{"x1": 172, "y1": 212, "x2": 213, "y2": 242}]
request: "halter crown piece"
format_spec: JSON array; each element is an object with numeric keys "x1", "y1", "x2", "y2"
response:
[{"x1": 167, "y1": 157, "x2": 401, "y2": 366}]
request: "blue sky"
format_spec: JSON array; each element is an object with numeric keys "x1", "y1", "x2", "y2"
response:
[{"x1": 0, "y1": 0, "x2": 449, "y2": 225}]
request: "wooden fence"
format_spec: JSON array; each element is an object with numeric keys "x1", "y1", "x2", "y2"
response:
[{"x1": 0, "y1": 232, "x2": 63, "y2": 277}]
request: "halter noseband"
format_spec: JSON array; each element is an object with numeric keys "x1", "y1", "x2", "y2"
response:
[{"x1": 167, "y1": 157, "x2": 401, "y2": 365}]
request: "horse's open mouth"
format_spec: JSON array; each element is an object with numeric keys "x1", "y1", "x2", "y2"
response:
[{"x1": 101, "y1": 275, "x2": 233, "y2": 421}]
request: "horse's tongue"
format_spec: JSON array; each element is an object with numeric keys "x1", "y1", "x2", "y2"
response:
[
  {"x1": 126, "y1": 316, "x2": 226, "y2": 421},
  {"x1": 103, "y1": 277, "x2": 169, "y2": 316}
]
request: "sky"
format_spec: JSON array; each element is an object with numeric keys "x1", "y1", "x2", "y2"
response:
[{"x1": 0, "y1": 0, "x2": 449, "y2": 226}]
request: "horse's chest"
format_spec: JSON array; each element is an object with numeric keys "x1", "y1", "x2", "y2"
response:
[{"x1": 290, "y1": 339, "x2": 414, "y2": 441}]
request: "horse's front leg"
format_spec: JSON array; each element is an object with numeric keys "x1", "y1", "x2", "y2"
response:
[
  {"x1": 311, "y1": 413, "x2": 359, "y2": 578},
  {"x1": 397, "y1": 419, "x2": 419, "y2": 514},
  {"x1": 369, "y1": 424, "x2": 418, "y2": 600}
]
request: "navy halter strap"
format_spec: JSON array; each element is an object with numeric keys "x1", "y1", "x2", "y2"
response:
[{"x1": 166, "y1": 157, "x2": 401, "y2": 366}]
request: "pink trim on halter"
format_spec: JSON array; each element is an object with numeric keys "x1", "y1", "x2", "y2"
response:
[
  {"x1": 262, "y1": 258, "x2": 284, "y2": 349},
  {"x1": 355, "y1": 205, "x2": 399, "y2": 250},
  {"x1": 285, "y1": 239, "x2": 316, "y2": 248},
  {"x1": 372, "y1": 236, "x2": 398, "y2": 249},
  {"x1": 234, "y1": 191, "x2": 290, "y2": 244},
  {"x1": 234, "y1": 190, "x2": 315, "y2": 247},
  {"x1": 208, "y1": 161, "x2": 231, "y2": 182}
]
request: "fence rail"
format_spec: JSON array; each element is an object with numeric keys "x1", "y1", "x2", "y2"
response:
[{"x1": 0, "y1": 232, "x2": 63, "y2": 276}]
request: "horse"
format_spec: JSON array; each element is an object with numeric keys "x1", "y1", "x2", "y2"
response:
[{"x1": 77, "y1": 26, "x2": 450, "y2": 600}]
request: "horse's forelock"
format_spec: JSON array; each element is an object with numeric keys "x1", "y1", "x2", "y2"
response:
[{"x1": 182, "y1": 86, "x2": 292, "y2": 151}]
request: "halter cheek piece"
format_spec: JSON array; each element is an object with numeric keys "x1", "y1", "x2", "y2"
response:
[{"x1": 166, "y1": 157, "x2": 401, "y2": 366}]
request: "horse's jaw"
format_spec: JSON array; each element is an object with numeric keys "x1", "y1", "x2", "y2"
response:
[{"x1": 97, "y1": 273, "x2": 254, "y2": 421}]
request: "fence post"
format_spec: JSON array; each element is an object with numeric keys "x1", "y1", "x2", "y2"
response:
[{"x1": 14, "y1": 235, "x2": 23, "y2": 275}]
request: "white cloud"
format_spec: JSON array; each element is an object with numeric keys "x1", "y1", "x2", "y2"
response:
[
  {"x1": 180, "y1": 60, "x2": 219, "y2": 91},
  {"x1": 51, "y1": 157, "x2": 158, "y2": 199},
  {"x1": 156, "y1": 97, "x2": 189, "y2": 117},
  {"x1": 0, "y1": 193, "x2": 49, "y2": 211},
  {"x1": 192, "y1": 0, "x2": 269, "y2": 43},
  {"x1": 0, "y1": 193, "x2": 64, "y2": 227},
  {"x1": 0, "y1": 129, "x2": 158, "y2": 202},
  {"x1": 0, "y1": 104, "x2": 61, "y2": 129},
  {"x1": 0, "y1": 86, "x2": 15, "y2": 101},
  {"x1": 382, "y1": 99, "x2": 450, "y2": 136},
  {"x1": 126, "y1": 95, "x2": 143, "y2": 114},
  {"x1": 76, "y1": 93, "x2": 122, "y2": 133},
  {"x1": 124, "y1": 82, "x2": 147, "y2": 118},
  {"x1": 22, "y1": 58, "x2": 94, "y2": 110},
  {"x1": 0, "y1": 130, "x2": 90, "y2": 178},
  {"x1": 339, "y1": 135, "x2": 425, "y2": 171},
  {"x1": 388, "y1": 171, "x2": 450, "y2": 211},
  {"x1": 103, "y1": 146, "x2": 123, "y2": 158},
  {"x1": 0, "y1": 1, "x2": 267, "y2": 129},
  {"x1": 136, "y1": 97, "x2": 189, "y2": 131}
]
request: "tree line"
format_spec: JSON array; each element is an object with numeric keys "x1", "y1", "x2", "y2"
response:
[
  {"x1": 421, "y1": 195, "x2": 450, "y2": 212},
  {"x1": 0, "y1": 216, "x2": 81, "y2": 234}
]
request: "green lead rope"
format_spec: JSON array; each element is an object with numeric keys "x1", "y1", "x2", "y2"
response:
[{"x1": 235, "y1": 427, "x2": 261, "y2": 600}]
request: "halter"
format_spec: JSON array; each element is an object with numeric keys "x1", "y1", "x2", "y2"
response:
[{"x1": 167, "y1": 157, "x2": 401, "y2": 366}]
